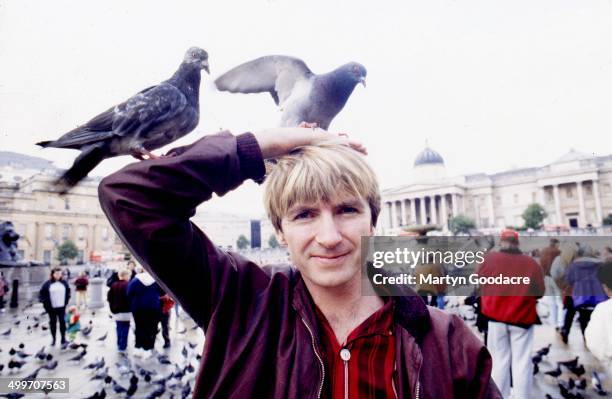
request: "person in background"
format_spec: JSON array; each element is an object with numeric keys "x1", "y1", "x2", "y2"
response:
[
  {"x1": 479, "y1": 229, "x2": 545, "y2": 399},
  {"x1": 159, "y1": 291, "x2": 175, "y2": 348},
  {"x1": 585, "y1": 262, "x2": 612, "y2": 369},
  {"x1": 107, "y1": 260, "x2": 137, "y2": 287},
  {"x1": 0, "y1": 272, "x2": 9, "y2": 312},
  {"x1": 565, "y1": 244, "x2": 608, "y2": 339},
  {"x1": 39, "y1": 267, "x2": 70, "y2": 345},
  {"x1": 74, "y1": 271, "x2": 89, "y2": 309},
  {"x1": 127, "y1": 266, "x2": 162, "y2": 359},
  {"x1": 601, "y1": 246, "x2": 612, "y2": 262},
  {"x1": 107, "y1": 268, "x2": 132, "y2": 354},
  {"x1": 65, "y1": 305, "x2": 81, "y2": 341},
  {"x1": 550, "y1": 243, "x2": 579, "y2": 343}
]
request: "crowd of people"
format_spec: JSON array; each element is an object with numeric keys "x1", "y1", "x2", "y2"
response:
[
  {"x1": 418, "y1": 233, "x2": 612, "y2": 397},
  {"x1": 36, "y1": 259, "x2": 175, "y2": 359}
]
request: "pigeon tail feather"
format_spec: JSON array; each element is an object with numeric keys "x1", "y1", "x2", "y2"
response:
[
  {"x1": 36, "y1": 141, "x2": 53, "y2": 148},
  {"x1": 55, "y1": 145, "x2": 107, "y2": 194}
]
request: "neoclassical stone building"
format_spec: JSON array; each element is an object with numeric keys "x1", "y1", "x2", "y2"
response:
[
  {"x1": 380, "y1": 147, "x2": 612, "y2": 234},
  {"x1": 0, "y1": 152, "x2": 124, "y2": 264}
]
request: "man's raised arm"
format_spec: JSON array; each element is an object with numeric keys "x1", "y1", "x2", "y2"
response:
[{"x1": 98, "y1": 131, "x2": 265, "y2": 329}]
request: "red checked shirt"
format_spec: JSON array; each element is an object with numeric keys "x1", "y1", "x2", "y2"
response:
[{"x1": 315, "y1": 300, "x2": 396, "y2": 399}]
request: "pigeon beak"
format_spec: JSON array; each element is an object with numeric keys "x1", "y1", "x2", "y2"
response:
[
  {"x1": 202, "y1": 61, "x2": 210, "y2": 74},
  {"x1": 359, "y1": 77, "x2": 366, "y2": 88}
]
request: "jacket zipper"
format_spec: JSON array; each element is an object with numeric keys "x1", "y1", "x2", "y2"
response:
[
  {"x1": 300, "y1": 316, "x2": 325, "y2": 399},
  {"x1": 415, "y1": 381, "x2": 420, "y2": 399}
]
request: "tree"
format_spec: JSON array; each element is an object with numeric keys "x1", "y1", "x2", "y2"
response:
[
  {"x1": 603, "y1": 214, "x2": 612, "y2": 226},
  {"x1": 449, "y1": 215, "x2": 475, "y2": 235},
  {"x1": 57, "y1": 240, "x2": 78, "y2": 264},
  {"x1": 236, "y1": 234, "x2": 250, "y2": 250},
  {"x1": 268, "y1": 235, "x2": 280, "y2": 249},
  {"x1": 522, "y1": 203, "x2": 547, "y2": 230}
]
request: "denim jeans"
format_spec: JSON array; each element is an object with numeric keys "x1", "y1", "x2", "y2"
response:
[{"x1": 116, "y1": 321, "x2": 130, "y2": 351}]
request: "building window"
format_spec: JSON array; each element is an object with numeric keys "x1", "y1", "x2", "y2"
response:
[
  {"x1": 532, "y1": 192, "x2": 537, "y2": 203},
  {"x1": 77, "y1": 225, "x2": 87, "y2": 240},
  {"x1": 77, "y1": 250, "x2": 84, "y2": 264},
  {"x1": 604, "y1": 183, "x2": 611, "y2": 193},
  {"x1": 566, "y1": 187, "x2": 573, "y2": 198},
  {"x1": 45, "y1": 224, "x2": 54, "y2": 239},
  {"x1": 584, "y1": 184, "x2": 592, "y2": 196},
  {"x1": 47, "y1": 197, "x2": 54, "y2": 210},
  {"x1": 101, "y1": 227, "x2": 109, "y2": 241},
  {"x1": 64, "y1": 198, "x2": 70, "y2": 210},
  {"x1": 513, "y1": 194, "x2": 519, "y2": 204},
  {"x1": 62, "y1": 224, "x2": 71, "y2": 240}
]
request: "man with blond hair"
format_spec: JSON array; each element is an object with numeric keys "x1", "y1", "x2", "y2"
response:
[{"x1": 99, "y1": 128, "x2": 500, "y2": 398}]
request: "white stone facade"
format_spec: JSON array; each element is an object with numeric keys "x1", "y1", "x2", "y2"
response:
[{"x1": 380, "y1": 148, "x2": 612, "y2": 234}]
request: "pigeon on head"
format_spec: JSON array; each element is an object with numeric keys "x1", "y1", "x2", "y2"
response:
[
  {"x1": 37, "y1": 47, "x2": 210, "y2": 194},
  {"x1": 215, "y1": 55, "x2": 366, "y2": 130}
]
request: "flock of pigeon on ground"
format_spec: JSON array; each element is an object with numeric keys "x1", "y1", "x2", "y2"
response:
[
  {"x1": 457, "y1": 298, "x2": 609, "y2": 399},
  {"x1": 0, "y1": 301, "x2": 202, "y2": 399},
  {"x1": 36, "y1": 47, "x2": 367, "y2": 193}
]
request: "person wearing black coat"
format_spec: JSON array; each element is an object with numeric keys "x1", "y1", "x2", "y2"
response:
[{"x1": 39, "y1": 267, "x2": 71, "y2": 345}]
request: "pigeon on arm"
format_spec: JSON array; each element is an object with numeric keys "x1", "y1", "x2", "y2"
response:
[
  {"x1": 37, "y1": 47, "x2": 210, "y2": 194},
  {"x1": 214, "y1": 55, "x2": 366, "y2": 130}
]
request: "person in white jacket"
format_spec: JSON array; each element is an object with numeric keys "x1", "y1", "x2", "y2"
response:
[{"x1": 585, "y1": 261, "x2": 612, "y2": 369}]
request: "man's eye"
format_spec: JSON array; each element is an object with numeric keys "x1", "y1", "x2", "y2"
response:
[
  {"x1": 340, "y1": 207, "x2": 359, "y2": 214},
  {"x1": 294, "y1": 211, "x2": 313, "y2": 220}
]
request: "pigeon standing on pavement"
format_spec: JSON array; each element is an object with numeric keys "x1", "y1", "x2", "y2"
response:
[
  {"x1": 215, "y1": 55, "x2": 366, "y2": 129},
  {"x1": 37, "y1": 47, "x2": 210, "y2": 193}
]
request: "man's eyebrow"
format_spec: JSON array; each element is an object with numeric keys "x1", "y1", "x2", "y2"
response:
[{"x1": 335, "y1": 200, "x2": 364, "y2": 209}]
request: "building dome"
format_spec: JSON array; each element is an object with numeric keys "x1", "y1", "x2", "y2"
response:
[{"x1": 414, "y1": 147, "x2": 444, "y2": 167}]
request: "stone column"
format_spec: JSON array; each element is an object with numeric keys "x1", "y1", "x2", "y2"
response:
[
  {"x1": 410, "y1": 199, "x2": 417, "y2": 224},
  {"x1": 592, "y1": 180, "x2": 603, "y2": 226},
  {"x1": 386, "y1": 202, "x2": 393, "y2": 229},
  {"x1": 431, "y1": 196, "x2": 438, "y2": 225},
  {"x1": 538, "y1": 187, "x2": 547, "y2": 224},
  {"x1": 576, "y1": 181, "x2": 586, "y2": 227},
  {"x1": 400, "y1": 200, "x2": 407, "y2": 226},
  {"x1": 487, "y1": 193, "x2": 495, "y2": 228},
  {"x1": 440, "y1": 194, "x2": 448, "y2": 231},
  {"x1": 451, "y1": 194, "x2": 459, "y2": 216},
  {"x1": 553, "y1": 185, "x2": 562, "y2": 225},
  {"x1": 390, "y1": 201, "x2": 397, "y2": 229}
]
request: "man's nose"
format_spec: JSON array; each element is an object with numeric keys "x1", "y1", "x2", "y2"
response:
[{"x1": 315, "y1": 213, "x2": 342, "y2": 248}]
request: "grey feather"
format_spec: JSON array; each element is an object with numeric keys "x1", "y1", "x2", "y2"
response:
[
  {"x1": 36, "y1": 47, "x2": 210, "y2": 193},
  {"x1": 215, "y1": 55, "x2": 366, "y2": 130}
]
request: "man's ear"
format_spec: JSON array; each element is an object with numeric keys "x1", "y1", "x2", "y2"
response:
[{"x1": 277, "y1": 230, "x2": 287, "y2": 246}]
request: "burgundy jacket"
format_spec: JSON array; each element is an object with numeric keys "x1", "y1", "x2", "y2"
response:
[{"x1": 98, "y1": 131, "x2": 501, "y2": 399}]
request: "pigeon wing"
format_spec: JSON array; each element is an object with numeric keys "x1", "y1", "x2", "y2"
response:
[
  {"x1": 112, "y1": 83, "x2": 188, "y2": 139},
  {"x1": 40, "y1": 84, "x2": 167, "y2": 149},
  {"x1": 215, "y1": 55, "x2": 312, "y2": 106}
]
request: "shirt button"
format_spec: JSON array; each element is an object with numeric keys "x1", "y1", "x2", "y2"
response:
[{"x1": 340, "y1": 348, "x2": 351, "y2": 361}]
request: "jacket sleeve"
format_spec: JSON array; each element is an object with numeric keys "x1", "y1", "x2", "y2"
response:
[{"x1": 98, "y1": 131, "x2": 266, "y2": 330}]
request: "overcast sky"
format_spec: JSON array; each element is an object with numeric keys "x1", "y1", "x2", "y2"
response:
[{"x1": 1, "y1": 0, "x2": 611, "y2": 217}]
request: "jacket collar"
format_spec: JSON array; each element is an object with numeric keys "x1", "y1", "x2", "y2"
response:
[{"x1": 291, "y1": 272, "x2": 431, "y2": 344}]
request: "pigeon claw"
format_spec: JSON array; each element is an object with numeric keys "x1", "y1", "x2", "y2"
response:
[{"x1": 299, "y1": 122, "x2": 318, "y2": 129}]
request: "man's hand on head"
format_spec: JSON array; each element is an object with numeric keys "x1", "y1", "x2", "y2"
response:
[{"x1": 254, "y1": 127, "x2": 367, "y2": 159}]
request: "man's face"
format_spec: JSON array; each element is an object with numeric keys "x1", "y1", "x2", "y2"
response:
[
  {"x1": 52, "y1": 271, "x2": 62, "y2": 280},
  {"x1": 278, "y1": 193, "x2": 374, "y2": 290}
]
